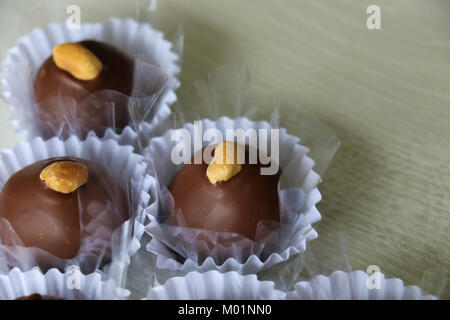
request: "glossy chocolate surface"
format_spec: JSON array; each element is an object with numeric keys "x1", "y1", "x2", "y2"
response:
[
  {"x1": 34, "y1": 41, "x2": 134, "y2": 137},
  {"x1": 168, "y1": 147, "x2": 280, "y2": 240},
  {"x1": 0, "y1": 157, "x2": 129, "y2": 260}
]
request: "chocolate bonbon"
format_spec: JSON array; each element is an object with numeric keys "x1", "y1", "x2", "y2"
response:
[
  {"x1": 0, "y1": 157, "x2": 129, "y2": 260},
  {"x1": 168, "y1": 142, "x2": 280, "y2": 240}
]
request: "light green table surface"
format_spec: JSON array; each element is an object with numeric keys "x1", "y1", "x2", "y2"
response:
[{"x1": 0, "y1": 0, "x2": 449, "y2": 298}]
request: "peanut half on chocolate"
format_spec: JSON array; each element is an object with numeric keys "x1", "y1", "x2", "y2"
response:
[{"x1": 53, "y1": 43, "x2": 103, "y2": 81}]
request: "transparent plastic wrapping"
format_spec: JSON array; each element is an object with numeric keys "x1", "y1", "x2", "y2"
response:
[
  {"x1": 30, "y1": 62, "x2": 169, "y2": 140},
  {"x1": 1, "y1": 2, "x2": 183, "y2": 141},
  {"x1": 0, "y1": 135, "x2": 156, "y2": 275},
  {"x1": 139, "y1": 62, "x2": 341, "y2": 274}
]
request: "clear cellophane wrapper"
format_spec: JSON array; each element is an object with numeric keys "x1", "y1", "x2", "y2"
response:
[
  {"x1": 0, "y1": 135, "x2": 156, "y2": 276},
  {"x1": 1, "y1": 3, "x2": 182, "y2": 141},
  {"x1": 137, "y1": 62, "x2": 340, "y2": 274}
]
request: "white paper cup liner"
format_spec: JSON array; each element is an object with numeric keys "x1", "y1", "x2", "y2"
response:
[
  {"x1": 146, "y1": 270, "x2": 285, "y2": 300},
  {"x1": 1, "y1": 17, "x2": 180, "y2": 140},
  {"x1": 287, "y1": 270, "x2": 437, "y2": 300},
  {"x1": 144, "y1": 117, "x2": 322, "y2": 274},
  {"x1": 0, "y1": 135, "x2": 157, "y2": 273},
  {"x1": 0, "y1": 267, "x2": 128, "y2": 300}
]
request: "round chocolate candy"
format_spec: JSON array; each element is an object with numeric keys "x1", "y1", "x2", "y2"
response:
[
  {"x1": 0, "y1": 157, "x2": 129, "y2": 261},
  {"x1": 168, "y1": 142, "x2": 281, "y2": 240},
  {"x1": 34, "y1": 41, "x2": 134, "y2": 138}
]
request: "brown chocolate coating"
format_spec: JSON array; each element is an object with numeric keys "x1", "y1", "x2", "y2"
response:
[
  {"x1": 168, "y1": 147, "x2": 280, "y2": 240},
  {"x1": 0, "y1": 157, "x2": 129, "y2": 261},
  {"x1": 34, "y1": 41, "x2": 134, "y2": 138},
  {"x1": 15, "y1": 294, "x2": 64, "y2": 300}
]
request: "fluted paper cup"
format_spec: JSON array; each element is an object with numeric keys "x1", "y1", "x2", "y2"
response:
[
  {"x1": 144, "y1": 117, "x2": 322, "y2": 274},
  {"x1": 287, "y1": 270, "x2": 437, "y2": 300},
  {"x1": 146, "y1": 270, "x2": 285, "y2": 300},
  {"x1": 0, "y1": 267, "x2": 128, "y2": 300}
]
